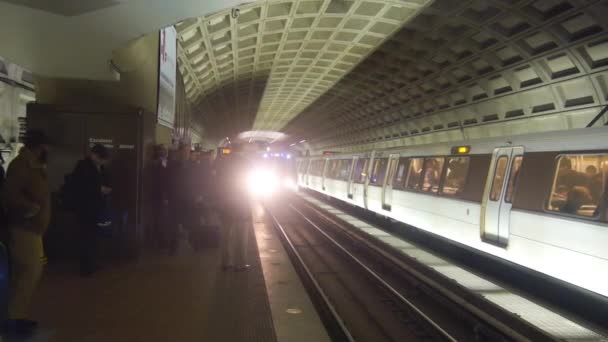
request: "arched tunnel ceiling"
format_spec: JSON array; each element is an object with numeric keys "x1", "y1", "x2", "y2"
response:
[
  {"x1": 284, "y1": 0, "x2": 608, "y2": 151},
  {"x1": 176, "y1": 0, "x2": 432, "y2": 140},
  {"x1": 178, "y1": 0, "x2": 608, "y2": 148}
]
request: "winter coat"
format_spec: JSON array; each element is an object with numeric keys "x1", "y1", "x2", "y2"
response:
[{"x1": 2, "y1": 148, "x2": 51, "y2": 234}]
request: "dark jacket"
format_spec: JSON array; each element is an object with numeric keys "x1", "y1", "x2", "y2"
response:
[
  {"x1": 72, "y1": 158, "x2": 104, "y2": 224},
  {"x1": 147, "y1": 161, "x2": 169, "y2": 206},
  {"x1": 216, "y1": 154, "x2": 251, "y2": 214},
  {"x1": 2, "y1": 148, "x2": 51, "y2": 234},
  {"x1": 187, "y1": 160, "x2": 211, "y2": 200}
]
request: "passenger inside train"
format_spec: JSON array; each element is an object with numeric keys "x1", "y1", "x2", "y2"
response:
[{"x1": 548, "y1": 155, "x2": 608, "y2": 217}]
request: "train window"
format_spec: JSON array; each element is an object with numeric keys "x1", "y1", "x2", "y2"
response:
[
  {"x1": 392, "y1": 158, "x2": 409, "y2": 189},
  {"x1": 327, "y1": 160, "x2": 339, "y2": 179},
  {"x1": 490, "y1": 156, "x2": 508, "y2": 201},
  {"x1": 327, "y1": 159, "x2": 350, "y2": 180},
  {"x1": 406, "y1": 158, "x2": 424, "y2": 190},
  {"x1": 320, "y1": 160, "x2": 328, "y2": 177},
  {"x1": 309, "y1": 160, "x2": 317, "y2": 176},
  {"x1": 301, "y1": 161, "x2": 310, "y2": 173},
  {"x1": 421, "y1": 157, "x2": 445, "y2": 193},
  {"x1": 546, "y1": 154, "x2": 608, "y2": 218},
  {"x1": 310, "y1": 160, "x2": 326, "y2": 177},
  {"x1": 386, "y1": 158, "x2": 399, "y2": 187},
  {"x1": 442, "y1": 157, "x2": 470, "y2": 196},
  {"x1": 354, "y1": 158, "x2": 370, "y2": 184},
  {"x1": 505, "y1": 156, "x2": 523, "y2": 203},
  {"x1": 369, "y1": 158, "x2": 388, "y2": 186},
  {"x1": 338, "y1": 159, "x2": 354, "y2": 181}
]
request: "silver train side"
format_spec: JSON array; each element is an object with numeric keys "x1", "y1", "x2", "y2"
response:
[{"x1": 296, "y1": 126, "x2": 608, "y2": 300}]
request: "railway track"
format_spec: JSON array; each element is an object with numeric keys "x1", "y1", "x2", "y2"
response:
[{"x1": 265, "y1": 197, "x2": 559, "y2": 341}]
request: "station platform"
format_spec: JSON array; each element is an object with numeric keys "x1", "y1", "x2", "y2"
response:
[{"x1": 8, "y1": 202, "x2": 329, "y2": 342}]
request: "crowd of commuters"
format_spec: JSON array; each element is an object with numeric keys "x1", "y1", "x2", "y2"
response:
[{"x1": 0, "y1": 130, "x2": 256, "y2": 337}]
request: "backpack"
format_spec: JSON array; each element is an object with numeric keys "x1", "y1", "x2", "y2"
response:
[{"x1": 60, "y1": 173, "x2": 78, "y2": 211}]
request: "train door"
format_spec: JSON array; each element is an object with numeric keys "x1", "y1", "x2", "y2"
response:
[
  {"x1": 348, "y1": 157, "x2": 358, "y2": 199},
  {"x1": 363, "y1": 152, "x2": 377, "y2": 209},
  {"x1": 481, "y1": 147, "x2": 524, "y2": 246},
  {"x1": 382, "y1": 155, "x2": 400, "y2": 211},
  {"x1": 304, "y1": 160, "x2": 311, "y2": 187},
  {"x1": 321, "y1": 158, "x2": 328, "y2": 192},
  {"x1": 345, "y1": 158, "x2": 355, "y2": 198}
]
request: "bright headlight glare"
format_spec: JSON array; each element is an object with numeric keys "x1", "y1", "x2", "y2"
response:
[
  {"x1": 247, "y1": 168, "x2": 278, "y2": 197},
  {"x1": 283, "y1": 178, "x2": 296, "y2": 190}
]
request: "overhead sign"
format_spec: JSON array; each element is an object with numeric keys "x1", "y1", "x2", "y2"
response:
[{"x1": 158, "y1": 26, "x2": 177, "y2": 129}]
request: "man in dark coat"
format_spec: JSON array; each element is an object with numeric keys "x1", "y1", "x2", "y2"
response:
[
  {"x1": 166, "y1": 145, "x2": 190, "y2": 255},
  {"x1": 147, "y1": 145, "x2": 169, "y2": 250},
  {"x1": 71, "y1": 144, "x2": 111, "y2": 276}
]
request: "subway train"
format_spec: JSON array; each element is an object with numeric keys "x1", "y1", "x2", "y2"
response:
[{"x1": 296, "y1": 126, "x2": 608, "y2": 300}]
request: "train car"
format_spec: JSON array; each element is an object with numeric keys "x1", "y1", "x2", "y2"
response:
[{"x1": 297, "y1": 126, "x2": 608, "y2": 300}]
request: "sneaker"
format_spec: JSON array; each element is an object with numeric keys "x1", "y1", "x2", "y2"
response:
[{"x1": 3, "y1": 319, "x2": 38, "y2": 336}]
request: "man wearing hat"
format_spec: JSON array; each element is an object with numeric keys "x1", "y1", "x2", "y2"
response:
[
  {"x1": 2, "y1": 130, "x2": 51, "y2": 335},
  {"x1": 70, "y1": 144, "x2": 112, "y2": 276}
]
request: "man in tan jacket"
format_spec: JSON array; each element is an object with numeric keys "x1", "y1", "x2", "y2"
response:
[{"x1": 2, "y1": 130, "x2": 51, "y2": 336}]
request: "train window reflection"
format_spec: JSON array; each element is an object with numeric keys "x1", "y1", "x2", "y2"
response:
[
  {"x1": 406, "y1": 158, "x2": 424, "y2": 190},
  {"x1": 370, "y1": 158, "x2": 388, "y2": 185},
  {"x1": 338, "y1": 159, "x2": 353, "y2": 181},
  {"x1": 505, "y1": 156, "x2": 523, "y2": 203},
  {"x1": 547, "y1": 154, "x2": 607, "y2": 218},
  {"x1": 310, "y1": 159, "x2": 326, "y2": 177},
  {"x1": 326, "y1": 159, "x2": 350, "y2": 180},
  {"x1": 326, "y1": 160, "x2": 338, "y2": 179},
  {"x1": 421, "y1": 157, "x2": 445, "y2": 193},
  {"x1": 354, "y1": 158, "x2": 369, "y2": 184},
  {"x1": 386, "y1": 158, "x2": 399, "y2": 187},
  {"x1": 393, "y1": 158, "x2": 409, "y2": 189},
  {"x1": 490, "y1": 157, "x2": 508, "y2": 201},
  {"x1": 441, "y1": 157, "x2": 470, "y2": 196}
]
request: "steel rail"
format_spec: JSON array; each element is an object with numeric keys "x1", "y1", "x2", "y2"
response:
[{"x1": 288, "y1": 204, "x2": 459, "y2": 342}]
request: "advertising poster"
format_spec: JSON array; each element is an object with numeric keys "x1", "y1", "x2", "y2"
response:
[{"x1": 158, "y1": 26, "x2": 177, "y2": 129}]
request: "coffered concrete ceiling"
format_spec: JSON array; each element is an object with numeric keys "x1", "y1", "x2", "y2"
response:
[
  {"x1": 283, "y1": 0, "x2": 608, "y2": 152},
  {"x1": 176, "y1": 0, "x2": 432, "y2": 139}
]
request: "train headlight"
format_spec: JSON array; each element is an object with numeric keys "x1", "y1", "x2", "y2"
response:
[{"x1": 247, "y1": 168, "x2": 278, "y2": 197}]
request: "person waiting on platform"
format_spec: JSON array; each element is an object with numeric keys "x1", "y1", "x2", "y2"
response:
[
  {"x1": 2, "y1": 130, "x2": 51, "y2": 336},
  {"x1": 70, "y1": 144, "x2": 112, "y2": 277},
  {"x1": 167, "y1": 144, "x2": 190, "y2": 255},
  {"x1": 146, "y1": 144, "x2": 169, "y2": 250},
  {"x1": 217, "y1": 143, "x2": 254, "y2": 271}
]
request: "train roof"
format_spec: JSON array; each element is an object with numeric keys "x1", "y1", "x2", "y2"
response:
[{"x1": 302, "y1": 126, "x2": 608, "y2": 159}]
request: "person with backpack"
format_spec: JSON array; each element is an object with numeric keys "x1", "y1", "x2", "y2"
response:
[
  {"x1": 2, "y1": 130, "x2": 51, "y2": 336},
  {"x1": 69, "y1": 144, "x2": 111, "y2": 277}
]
